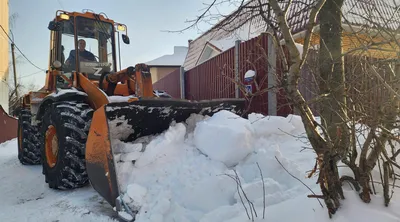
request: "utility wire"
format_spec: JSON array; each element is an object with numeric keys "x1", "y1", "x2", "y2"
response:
[
  {"x1": 0, "y1": 24, "x2": 46, "y2": 72},
  {"x1": 18, "y1": 70, "x2": 44, "y2": 79},
  {"x1": 1, "y1": 69, "x2": 44, "y2": 84},
  {"x1": 57, "y1": 0, "x2": 64, "y2": 10}
]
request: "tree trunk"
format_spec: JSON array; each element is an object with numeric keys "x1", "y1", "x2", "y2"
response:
[
  {"x1": 319, "y1": 0, "x2": 348, "y2": 153},
  {"x1": 317, "y1": 0, "x2": 348, "y2": 216}
]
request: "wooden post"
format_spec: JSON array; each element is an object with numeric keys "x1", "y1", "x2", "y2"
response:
[
  {"x1": 234, "y1": 40, "x2": 241, "y2": 98},
  {"x1": 11, "y1": 43, "x2": 18, "y2": 99},
  {"x1": 267, "y1": 35, "x2": 277, "y2": 116},
  {"x1": 180, "y1": 66, "x2": 185, "y2": 99}
]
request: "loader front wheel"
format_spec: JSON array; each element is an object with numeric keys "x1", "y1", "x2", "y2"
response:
[
  {"x1": 40, "y1": 101, "x2": 93, "y2": 189},
  {"x1": 17, "y1": 109, "x2": 41, "y2": 165}
]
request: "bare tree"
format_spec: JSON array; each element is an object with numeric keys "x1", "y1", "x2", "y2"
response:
[
  {"x1": 8, "y1": 81, "x2": 38, "y2": 115},
  {"x1": 6, "y1": 12, "x2": 22, "y2": 115},
  {"x1": 5, "y1": 12, "x2": 39, "y2": 115}
]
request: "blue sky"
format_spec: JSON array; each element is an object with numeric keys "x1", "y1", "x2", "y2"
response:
[{"x1": 8, "y1": 0, "x2": 236, "y2": 89}]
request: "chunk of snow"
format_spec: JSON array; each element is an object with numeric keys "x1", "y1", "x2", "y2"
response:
[
  {"x1": 244, "y1": 70, "x2": 256, "y2": 79},
  {"x1": 108, "y1": 95, "x2": 137, "y2": 103},
  {"x1": 248, "y1": 113, "x2": 296, "y2": 137},
  {"x1": 118, "y1": 211, "x2": 134, "y2": 221},
  {"x1": 285, "y1": 114, "x2": 305, "y2": 132},
  {"x1": 126, "y1": 183, "x2": 148, "y2": 207},
  {"x1": 109, "y1": 116, "x2": 135, "y2": 141},
  {"x1": 194, "y1": 110, "x2": 254, "y2": 167}
]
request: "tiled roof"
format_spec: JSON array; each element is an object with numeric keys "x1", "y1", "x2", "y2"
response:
[{"x1": 183, "y1": 0, "x2": 400, "y2": 70}]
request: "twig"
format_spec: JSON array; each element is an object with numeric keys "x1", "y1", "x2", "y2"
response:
[
  {"x1": 370, "y1": 173, "x2": 377, "y2": 195},
  {"x1": 368, "y1": 64, "x2": 400, "y2": 101},
  {"x1": 340, "y1": 175, "x2": 361, "y2": 191},
  {"x1": 233, "y1": 170, "x2": 258, "y2": 220},
  {"x1": 256, "y1": 162, "x2": 266, "y2": 219},
  {"x1": 308, "y1": 158, "x2": 319, "y2": 178},
  {"x1": 383, "y1": 161, "x2": 390, "y2": 206},
  {"x1": 301, "y1": 146, "x2": 314, "y2": 152},
  {"x1": 275, "y1": 156, "x2": 324, "y2": 208},
  {"x1": 346, "y1": 180, "x2": 354, "y2": 190},
  {"x1": 381, "y1": 143, "x2": 400, "y2": 170},
  {"x1": 373, "y1": 181, "x2": 400, "y2": 189},
  {"x1": 224, "y1": 174, "x2": 251, "y2": 220},
  {"x1": 391, "y1": 168, "x2": 396, "y2": 202},
  {"x1": 378, "y1": 156, "x2": 385, "y2": 195},
  {"x1": 308, "y1": 194, "x2": 324, "y2": 198}
]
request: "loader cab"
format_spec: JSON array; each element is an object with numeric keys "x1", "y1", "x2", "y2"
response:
[{"x1": 48, "y1": 11, "x2": 130, "y2": 89}]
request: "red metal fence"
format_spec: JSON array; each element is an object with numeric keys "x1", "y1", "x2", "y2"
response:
[
  {"x1": 153, "y1": 33, "x2": 294, "y2": 116},
  {"x1": 185, "y1": 46, "x2": 236, "y2": 100},
  {"x1": 0, "y1": 105, "x2": 17, "y2": 144},
  {"x1": 238, "y1": 33, "x2": 270, "y2": 115},
  {"x1": 152, "y1": 69, "x2": 181, "y2": 98}
]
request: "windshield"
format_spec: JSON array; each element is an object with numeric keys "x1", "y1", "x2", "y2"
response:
[{"x1": 61, "y1": 16, "x2": 115, "y2": 79}]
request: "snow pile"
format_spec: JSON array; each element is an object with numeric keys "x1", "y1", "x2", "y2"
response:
[
  {"x1": 112, "y1": 110, "x2": 318, "y2": 221},
  {"x1": 2, "y1": 108, "x2": 400, "y2": 222},
  {"x1": 109, "y1": 109, "x2": 400, "y2": 222}
]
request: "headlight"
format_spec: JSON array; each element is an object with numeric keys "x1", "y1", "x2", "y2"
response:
[{"x1": 53, "y1": 60, "x2": 62, "y2": 69}]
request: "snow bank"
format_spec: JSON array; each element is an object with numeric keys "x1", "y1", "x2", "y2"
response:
[
  {"x1": 2, "y1": 109, "x2": 400, "y2": 222},
  {"x1": 112, "y1": 111, "x2": 319, "y2": 221},
  {"x1": 105, "y1": 108, "x2": 400, "y2": 222}
]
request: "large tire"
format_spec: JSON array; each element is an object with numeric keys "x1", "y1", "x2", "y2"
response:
[
  {"x1": 40, "y1": 101, "x2": 93, "y2": 189},
  {"x1": 17, "y1": 109, "x2": 41, "y2": 165}
]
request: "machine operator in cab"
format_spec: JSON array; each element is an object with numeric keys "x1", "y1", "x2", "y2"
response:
[{"x1": 64, "y1": 39, "x2": 96, "y2": 68}]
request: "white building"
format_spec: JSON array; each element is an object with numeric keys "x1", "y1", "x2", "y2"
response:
[
  {"x1": 0, "y1": 0, "x2": 9, "y2": 114},
  {"x1": 146, "y1": 46, "x2": 188, "y2": 83}
]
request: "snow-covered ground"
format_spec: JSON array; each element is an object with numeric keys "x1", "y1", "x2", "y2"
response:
[
  {"x1": 0, "y1": 139, "x2": 117, "y2": 222},
  {"x1": 1, "y1": 110, "x2": 400, "y2": 222}
]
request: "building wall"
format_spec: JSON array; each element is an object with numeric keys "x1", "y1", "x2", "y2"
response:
[
  {"x1": 150, "y1": 66, "x2": 179, "y2": 84},
  {"x1": 0, "y1": 0, "x2": 9, "y2": 114},
  {"x1": 152, "y1": 68, "x2": 181, "y2": 98},
  {"x1": 0, "y1": 105, "x2": 17, "y2": 143}
]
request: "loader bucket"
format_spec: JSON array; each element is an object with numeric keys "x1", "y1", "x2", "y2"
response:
[{"x1": 85, "y1": 98, "x2": 246, "y2": 209}]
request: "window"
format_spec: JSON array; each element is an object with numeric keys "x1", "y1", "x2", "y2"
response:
[{"x1": 61, "y1": 16, "x2": 116, "y2": 79}]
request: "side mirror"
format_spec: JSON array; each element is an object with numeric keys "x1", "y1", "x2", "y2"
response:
[
  {"x1": 48, "y1": 21, "x2": 61, "y2": 31},
  {"x1": 122, "y1": 34, "x2": 130, "y2": 44}
]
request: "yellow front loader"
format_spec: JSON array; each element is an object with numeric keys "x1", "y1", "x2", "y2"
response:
[{"x1": 16, "y1": 10, "x2": 245, "y2": 220}]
